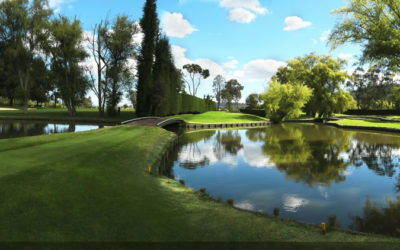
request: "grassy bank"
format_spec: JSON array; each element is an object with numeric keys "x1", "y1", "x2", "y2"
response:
[
  {"x1": 329, "y1": 119, "x2": 400, "y2": 130},
  {"x1": 172, "y1": 111, "x2": 268, "y2": 124},
  {"x1": 0, "y1": 107, "x2": 136, "y2": 123},
  {"x1": 0, "y1": 125, "x2": 397, "y2": 242}
]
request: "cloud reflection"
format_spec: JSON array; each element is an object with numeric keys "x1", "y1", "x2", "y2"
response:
[
  {"x1": 239, "y1": 143, "x2": 275, "y2": 169},
  {"x1": 283, "y1": 194, "x2": 309, "y2": 212}
]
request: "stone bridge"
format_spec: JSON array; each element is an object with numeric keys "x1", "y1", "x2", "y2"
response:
[{"x1": 121, "y1": 117, "x2": 185, "y2": 128}]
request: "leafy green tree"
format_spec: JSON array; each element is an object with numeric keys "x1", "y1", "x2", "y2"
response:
[
  {"x1": 50, "y1": 16, "x2": 88, "y2": 116},
  {"x1": 80, "y1": 97, "x2": 93, "y2": 108},
  {"x1": 330, "y1": 0, "x2": 400, "y2": 70},
  {"x1": 262, "y1": 80, "x2": 312, "y2": 123},
  {"x1": 349, "y1": 67, "x2": 396, "y2": 109},
  {"x1": 274, "y1": 53, "x2": 353, "y2": 117},
  {"x1": 0, "y1": 0, "x2": 52, "y2": 113},
  {"x1": 245, "y1": 93, "x2": 261, "y2": 109},
  {"x1": 102, "y1": 15, "x2": 138, "y2": 116},
  {"x1": 126, "y1": 90, "x2": 137, "y2": 108},
  {"x1": 136, "y1": 0, "x2": 159, "y2": 117},
  {"x1": 182, "y1": 64, "x2": 210, "y2": 97},
  {"x1": 0, "y1": 41, "x2": 18, "y2": 105},
  {"x1": 213, "y1": 75, "x2": 225, "y2": 110},
  {"x1": 394, "y1": 87, "x2": 400, "y2": 110},
  {"x1": 222, "y1": 79, "x2": 243, "y2": 111},
  {"x1": 30, "y1": 58, "x2": 52, "y2": 106}
]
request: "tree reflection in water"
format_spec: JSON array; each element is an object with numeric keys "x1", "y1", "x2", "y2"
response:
[
  {"x1": 350, "y1": 197, "x2": 400, "y2": 236},
  {"x1": 174, "y1": 124, "x2": 400, "y2": 189},
  {"x1": 169, "y1": 124, "x2": 400, "y2": 235},
  {"x1": 248, "y1": 124, "x2": 353, "y2": 187},
  {"x1": 177, "y1": 130, "x2": 216, "y2": 170},
  {"x1": 0, "y1": 121, "x2": 101, "y2": 140}
]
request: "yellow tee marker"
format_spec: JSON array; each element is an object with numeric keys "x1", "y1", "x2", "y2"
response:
[
  {"x1": 148, "y1": 166, "x2": 152, "y2": 174},
  {"x1": 321, "y1": 222, "x2": 326, "y2": 235}
]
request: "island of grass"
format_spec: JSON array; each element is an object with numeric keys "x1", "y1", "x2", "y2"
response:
[
  {"x1": 171, "y1": 111, "x2": 269, "y2": 124},
  {"x1": 0, "y1": 125, "x2": 397, "y2": 242},
  {"x1": 328, "y1": 119, "x2": 400, "y2": 131},
  {"x1": 0, "y1": 107, "x2": 136, "y2": 124}
]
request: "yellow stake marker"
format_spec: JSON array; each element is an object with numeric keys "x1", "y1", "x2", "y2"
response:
[
  {"x1": 321, "y1": 222, "x2": 326, "y2": 235},
  {"x1": 148, "y1": 166, "x2": 152, "y2": 174}
]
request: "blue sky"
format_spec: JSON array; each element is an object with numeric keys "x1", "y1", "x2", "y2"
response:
[{"x1": 54, "y1": 0, "x2": 360, "y2": 102}]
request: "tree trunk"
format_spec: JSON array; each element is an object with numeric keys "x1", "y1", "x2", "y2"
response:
[
  {"x1": 23, "y1": 99, "x2": 28, "y2": 115},
  {"x1": 8, "y1": 97, "x2": 14, "y2": 106}
]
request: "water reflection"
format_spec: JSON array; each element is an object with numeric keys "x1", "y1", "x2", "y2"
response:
[
  {"x1": 169, "y1": 124, "x2": 400, "y2": 235},
  {"x1": 0, "y1": 120, "x2": 102, "y2": 139},
  {"x1": 350, "y1": 197, "x2": 400, "y2": 236}
]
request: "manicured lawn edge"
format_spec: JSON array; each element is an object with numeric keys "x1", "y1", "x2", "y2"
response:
[
  {"x1": 326, "y1": 120, "x2": 400, "y2": 134},
  {"x1": 0, "y1": 125, "x2": 397, "y2": 242}
]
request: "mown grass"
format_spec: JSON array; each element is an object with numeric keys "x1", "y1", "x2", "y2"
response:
[
  {"x1": 0, "y1": 125, "x2": 398, "y2": 242},
  {"x1": 0, "y1": 107, "x2": 136, "y2": 123},
  {"x1": 330, "y1": 119, "x2": 400, "y2": 130},
  {"x1": 171, "y1": 111, "x2": 268, "y2": 124}
]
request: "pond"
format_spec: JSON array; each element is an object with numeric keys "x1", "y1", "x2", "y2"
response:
[
  {"x1": 167, "y1": 123, "x2": 400, "y2": 236},
  {"x1": 0, "y1": 120, "x2": 103, "y2": 140}
]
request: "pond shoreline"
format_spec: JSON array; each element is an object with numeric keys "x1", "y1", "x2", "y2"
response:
[
  {"x1": 160, "y1": 124, "x2": 397, "y2": 239},
  {"x1": 0, "y1": 116, "x2": 120, "y2": 125}
]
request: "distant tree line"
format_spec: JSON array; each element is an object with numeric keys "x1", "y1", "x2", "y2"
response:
[
  {"x1": 0, "y1": 0, "x2": 215, "y2": 117},
  {"x1": 0, "y1": 0, "x2": 139, "y2": 116}
]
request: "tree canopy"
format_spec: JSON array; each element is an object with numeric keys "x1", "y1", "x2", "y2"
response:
[
  {"x1": 330, "y1": 0, "x2": 400, "y2": 71},
  {"x1": 262, "y1": 80, "x2": 312, "y2": 123},
  {"x1": 273, "y1": 53, "x2": 356, "y2": 117},
  {"x1": 182, "y1": 64, "x2": 210, "y2": 97},
  {"x1": 50, "y1": 16, "x2": 88, "y2": 116}
]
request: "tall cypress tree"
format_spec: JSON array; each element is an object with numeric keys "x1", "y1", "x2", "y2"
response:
[
  {"x1": 152, "y1": 36, "x2": 175, "y2": 116},
  {"x1": 136, "y1": 0, "x2": 159, "y2": 117}
]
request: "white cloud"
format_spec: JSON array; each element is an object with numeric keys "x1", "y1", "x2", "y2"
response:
[
  {"x1": 48, "y1": 0, "x2": 73, "y2": 13},
  {"x1": 222, "y1": 59, "x2": 239, "y2": 69},
  {"x1": 171, "y1": 45, "x2": 286, "y2": 100},
  {"x1": 320, "y1": 29, "x2": 331, "y2": 42},
  {"x1": 220, "y1": 0, "x2": 267, "y2": 23},
  {"x1": 284, "y1": 16, "x2": 312, "y2": 31},
  {"x1": 228, "y1": 8, "x2": 256, "y2": 23},
  {"x1": 162, "y1": 12, "x2": 198, "y2": 38},
  {"x1": 312, "y1": 39, "x2": 318, "y2": 45},
  {"x1": 220, "y1": 0, "x2": 267, "y2": 14},
  {"x1": 171, "y1": 45, "x2": 225, "y2": 78},
  {"x1": 239, "y1": 59, "x2": 286, "y2": 82},
  {"x1": 338, "y1": 53, "x2": 354, "y2": 60}
]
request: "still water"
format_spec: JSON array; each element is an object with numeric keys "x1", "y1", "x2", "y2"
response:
[
  {"x1": 169, "y1": 123, "x2": 400, "y2": 235},
  {"x1": 0, "y1": 120, "x2": 102, "y2": 140}
]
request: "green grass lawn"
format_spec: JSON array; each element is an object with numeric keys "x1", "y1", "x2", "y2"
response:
[
  {"x1": 171, "y1": 111, "x2": 268, "y2": 124},
  {"x1": 0, "y1": 107, "x2": 136, "y2": 123},
  {"x1": 0, "y1": 125, "x2": 397, "y2": 242},
  {"x1": 330, "y1": 119, "x2": 400, "y2": 130}
]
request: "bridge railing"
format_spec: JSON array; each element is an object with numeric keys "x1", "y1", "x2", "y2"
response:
[
  {"x1": 156, "y1": 118, "x2": 185, "y2": 127},
  {"x1": 121, "y1": 117, "x2": 161, "y2": 125}
]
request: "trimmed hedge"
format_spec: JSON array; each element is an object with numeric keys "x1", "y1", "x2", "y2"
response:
[
  {"x1": 344, "y1": 109, "x2": 400, "y2": 116},
  {"x1": 171, "y1": 94, "x2": 216, "y2": 115},
  {"x1": 240, "y1": 109, "x2": 266, "y2": 117}
]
